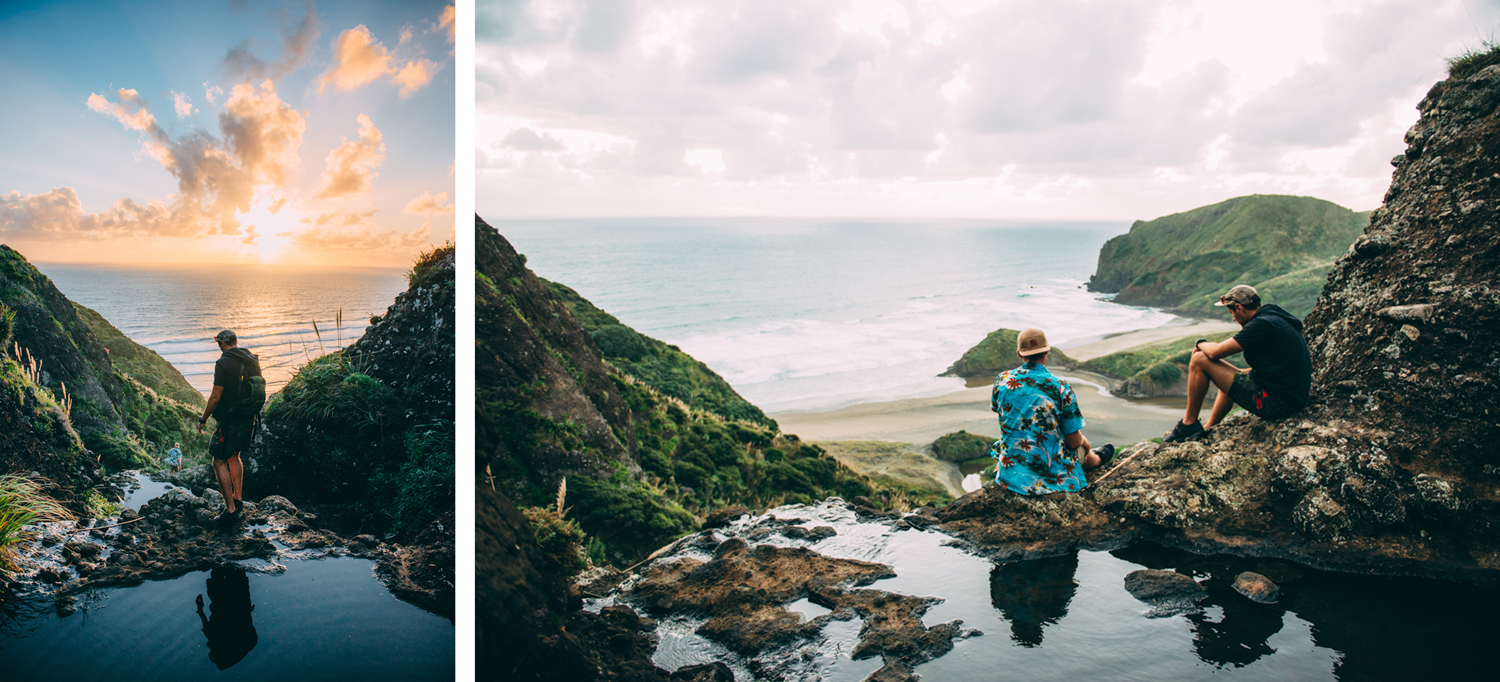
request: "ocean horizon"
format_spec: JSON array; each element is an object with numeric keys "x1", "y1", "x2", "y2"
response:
[
  {"x1": 35, "y1": 261, "x2": 410, "y2": 397},
  {"x1": 496, "y1": 217, "x2": 1181, "y2": 414}
]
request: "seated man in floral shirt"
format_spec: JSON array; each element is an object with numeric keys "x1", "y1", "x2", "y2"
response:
[{"x1": 990, "y1": 328, "x2": 1113, "y2": 495}]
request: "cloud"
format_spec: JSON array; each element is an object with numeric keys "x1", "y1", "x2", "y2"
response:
[
  {"x1": 221, "y1": 0, "x2": 321, "y2": 82},
  {"x1": 87, "y1": 88, "x2": 157, "y2": 132},
  {"x1": 498, "y1": 127, "x2": 565, "y2": 150},
  {"x1": 318, "y1": 25, "x2": 396, "y2": 93},
  {"x1": 403, "y1": 191, "x2": 453, "y2": 214},
  {"x1": 392, "y1": 59, "x2": 438, "y2": 98},
  {"x1": 204, "y1": 83, "x2": 224, "y2": 105},
  {"x1": 173, "y1": 92, "x2": 196, "y2": 118},
  {"x1": 291, "y1": 219, "x2": 432, "y2": 251},
  {"x1": 314, "y1": 114, "x2": 385, "y2": 199},
  {"x1": 17, "y1": 79, "x2": 308, "y2": 241},
  {"x1": 303, "y1": 208, "x2": 379, "y2": 225},
  {"x1": 437, "y1": 5, "x2": 455, "y2": 42}
]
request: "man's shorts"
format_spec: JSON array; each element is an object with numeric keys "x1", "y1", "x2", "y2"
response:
[
  {"x1": 209, "y1": 420, "x2": 255, "y2": 460},
  {"x1": 1226, "y1": 372, "x2": 1302, "y2": 421}
]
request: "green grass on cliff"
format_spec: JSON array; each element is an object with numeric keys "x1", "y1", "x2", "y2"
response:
[
  {"x1": 944, "y1": 328, "x2": 1076, "y2": 378},
  {"x1": 1090, "y1": 195, "x2": 1368, "y2": 318},
  {"x1": 73, "y1": 303, "x2": 204, "y2": 408},
  {"x1": 0, "y1": 474, "x2": 74, "y2": 575},
  {"x1": 542, "y1": 279, "x2": 776, "y2": 429},
  {"x1": 1448, "y1": 39, "x2": 1500, "y2": 79}
]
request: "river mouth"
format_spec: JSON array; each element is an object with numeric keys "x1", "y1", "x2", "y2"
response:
[
  {"x1": 1, "y1": 556, "x2": 453, "y2": 680},
  {"x1": 607, "y1": 500, "x2": 1499, "y2": 681}
]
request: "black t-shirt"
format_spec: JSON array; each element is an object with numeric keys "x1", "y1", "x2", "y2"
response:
[
  {"x1": 1233, "y1": 304, "x2": 1312, "y2": 407},
  {"x1": 212, "y1": 348, "x2": 259, "y2": 420}
]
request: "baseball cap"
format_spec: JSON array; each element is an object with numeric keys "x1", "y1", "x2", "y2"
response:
[{"x1": 1216, "y1": 285, "x2": 1260, "y2": 308}]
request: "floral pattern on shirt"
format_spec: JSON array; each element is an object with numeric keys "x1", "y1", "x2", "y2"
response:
[{"x1": 989, "y1": 361, "x2": 1086, "y2": 495}]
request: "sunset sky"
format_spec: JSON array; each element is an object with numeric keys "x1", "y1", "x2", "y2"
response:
[
  {"x1": 479, "y1": 0, "x2": 1500, "y2": 222},
  {"x1": 0, "y1": 0, "x2": 456, "y2": 266}
]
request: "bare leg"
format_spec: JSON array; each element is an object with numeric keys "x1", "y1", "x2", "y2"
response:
[
  {"x1": 212, "y1": 458, "x2": 236, "y2": 513},
  {"x1": 1183, "y1": 351, "x2": 1244, "y2": 426},
  {"x1": 227, "y1": 453, "x2": 244, "y2": 509}
]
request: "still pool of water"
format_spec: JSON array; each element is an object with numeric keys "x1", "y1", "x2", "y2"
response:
[
  {"x1": 626, "y1": 502, "x2": 1499, "y2": 682},
  {"x1": 0, "y1": 557, "x2": 453, "y2": 681}
]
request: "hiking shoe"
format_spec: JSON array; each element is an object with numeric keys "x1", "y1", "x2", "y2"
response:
[
  {"x1": 1163, "y1": 420, "x2": 1205, "y2": 443},
  {"x1": 1093, "y1": 443, "x2": 1116, "y2": 468},
  {"x1": 215, "y1": 509, "x2": 241, "y2": 525}
]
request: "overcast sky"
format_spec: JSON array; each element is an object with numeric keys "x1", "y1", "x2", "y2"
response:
[
  {"x1": 0, "y1": 0, "x2": 455, "y2": 266},
  {"x1": 478, "y1": 0, "x2": 1500, "y2": 221}
]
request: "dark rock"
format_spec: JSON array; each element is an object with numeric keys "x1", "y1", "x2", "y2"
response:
[
  {"x1": 1232, "y1": 572, "x2": 1281, "y2": 604},
  {"x1": 667, "y1": 662, "x2": 735, "y2": 682},
  {"x1": 38, "y1": 567, "x2": 68, "y2": 584},
  {"x1": 782, "y1": 525, "x2": 836, "y2": 541},
  {"x1": 702, "y1": 505, "x2": 750, "y2": 530},
  {"x1": 56, "y1": 595, "x2": 79, "y2": 617},
  {"x1": 353, "y1": 534, "x2": 379, "y2": 548},
  {"x1": 865, "y1": 661, "x2": 919, "y2": 682},
  {"x1": 1124, "y1": 569, "x2": 1206, "y2": 615}
]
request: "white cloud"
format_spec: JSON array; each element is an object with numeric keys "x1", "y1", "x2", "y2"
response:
[
  {"x1": 173, "y1": 92, "x2": 196, "y2": 118},
  {"x1": 404, "y1": 190, "x2": 454, "y2": 214},
  {"x1": 314, "y1": 114, "x2": 384, "y2": 199}
]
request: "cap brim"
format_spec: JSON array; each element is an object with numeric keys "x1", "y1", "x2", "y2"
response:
[
  {"x1": 1214, "y1": 300, "x2": 1227, "y2": 306},
  {"x1": 1019, "y1": 345, "x2": 1051, "y2": 356}
]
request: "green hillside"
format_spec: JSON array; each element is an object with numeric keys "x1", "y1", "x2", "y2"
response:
[
  {"x1": 941, "y1": 328, "x2": 1075, "y2": 379},
  {"x1": 542, "y1": 279, "x2": 776, "y2": 430},
  {"x1": 1089, "y1": 195, "x2": 1369, "y2": 318},
  {"x1": 73, "y1": 303, "x2": 205, "y2": 407}
]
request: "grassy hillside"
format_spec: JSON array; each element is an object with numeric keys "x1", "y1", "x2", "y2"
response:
[
  {"x1": 1079, "y1": 332, "x2": 1247, "y2": 396},
  {"x1": 942, "y1": 328, "x2": 1076, "y2": 379},
  {"x1": 478, "y1": 218, "x2": 945, "y2": 567},
  {"x1": 1089, "y1": 195, "x2": 1368, "y2": 318},
  {"x1": 73, "y1": 303, "x2": 204, "y2": 407},
  {"x1": 542, "y1": 279, "x2": 775, "y2": 429}
]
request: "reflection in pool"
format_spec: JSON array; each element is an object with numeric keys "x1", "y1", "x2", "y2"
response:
[{"x1": 1, "y1": 557, "x2": 453, "y2": 681}]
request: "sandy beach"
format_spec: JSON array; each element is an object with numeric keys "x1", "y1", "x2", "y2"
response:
[{"x1": 771, "y1": 320, "x2": 1225, "y2": 494}]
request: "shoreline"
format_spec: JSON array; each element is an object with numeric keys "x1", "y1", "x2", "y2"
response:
[{"x1": 771, "y1": 319, "x2": 1225, "y2": 492}]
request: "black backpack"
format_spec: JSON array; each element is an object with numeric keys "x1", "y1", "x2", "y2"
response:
[{"x1": 223, "y1": 353, "x2": 266, "y2": 419}]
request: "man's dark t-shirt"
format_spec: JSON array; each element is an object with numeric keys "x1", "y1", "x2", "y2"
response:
[
  {"x1": 1232, "y1": 304, "x2": 1311, "y2": 408},
  {"x1": 212, "y1": 347, "x2": 260, "y2": 423}
]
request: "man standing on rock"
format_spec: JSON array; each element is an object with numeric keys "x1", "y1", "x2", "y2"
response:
[
  {"x1": 1164, "y1": 285, "x2": 1311, "y2": 442},
  {"x1": 991, "y1": 328, "x2": 1112, "y2": 495},
  {"x1": 198, "y1": 330, "x2": 263, "y2": 523}
]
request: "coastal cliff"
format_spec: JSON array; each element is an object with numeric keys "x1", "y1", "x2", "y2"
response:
[
  {"x1": 942, "y1": 62, "x2": 1500, "y2": 579},
  {"x1": 1088, "y1": 195, "x2": 1368, "y2": 318},
  {"x1": 0, "y1": 246, "x2": 201, "y2": 493}
]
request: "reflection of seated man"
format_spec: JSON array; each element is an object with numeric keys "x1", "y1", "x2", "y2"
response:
[
  {"x1": 1187, "y1": 585, "x2": 1284, "y2": 668},
  {"x1": 991, "y1": 328, "x2": 1111, "y2": 495},
  {"x1": 989, "y1": 553, "x2": 1080, "y2": 647},
  {"x1": 195, "y1": 567, "x2": 258, "y2": 670}
]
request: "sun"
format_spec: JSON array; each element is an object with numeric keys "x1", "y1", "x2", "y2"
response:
[{"x1": 236, "y1": 196, "x2": 303, "y2": 264}]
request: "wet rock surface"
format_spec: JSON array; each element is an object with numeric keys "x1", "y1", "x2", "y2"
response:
[
  {"x1": 4, "y1": 480, "x2": 449, "y2": 620},
  {"x1": 1124, "y1": 569, "x2": 1207, "y2": 616},
  {"x1": 1232, "y1": 571, "x2": 1281, "y2": 604}
]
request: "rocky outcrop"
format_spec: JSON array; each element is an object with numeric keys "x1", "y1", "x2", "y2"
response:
[
  {"x1": 933, "y1": 62, "x2": 1500, "y2": 582},
  {"x1": 940, "y1": 328, "x2": 1075, "y2": 379},
  {"x1": 252, "y1": 244, "x2": 454, "y2": 530}
]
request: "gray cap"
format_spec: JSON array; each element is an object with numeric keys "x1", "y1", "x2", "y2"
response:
[
  {"x1": 215, "y1": 330, "x2": 237, "y2": 344},
  {"x1": 1215, "y1": 285, "x2": 1260, "y2": 308}
]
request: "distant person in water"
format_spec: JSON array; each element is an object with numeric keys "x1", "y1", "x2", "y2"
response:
[
  {"x1": 199, "y1": 330, "x2": 263, "y2": 523},
  {"x1": 990, "y1": 328, "x2": 1113, "y2": 495},
  {"x1": 1163, "y1": 285, "x2": 1312, "y2": 443},
  {"x1": 166, "y1": 441, "x2": 182, "y2": 473}
]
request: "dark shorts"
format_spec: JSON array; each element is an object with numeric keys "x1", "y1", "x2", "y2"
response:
[
  {"x1": 210, "y1": 420, "x2": 255, "y2": 460},
  {"x1": 1227, "y1": 372, "x2": 1302, "y2": 421}
]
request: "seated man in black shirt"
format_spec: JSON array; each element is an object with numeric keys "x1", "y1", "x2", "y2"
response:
[{"x1": 1164, "y1": 285, "x2": 1312, "y2": 442}]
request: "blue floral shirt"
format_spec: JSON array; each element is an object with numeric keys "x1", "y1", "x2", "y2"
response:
[{"x1": 990, "y1": 361, "x2": 1087, "y2": 495}]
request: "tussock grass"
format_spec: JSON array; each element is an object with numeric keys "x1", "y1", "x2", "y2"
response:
[
  {"x1": 1448, "y1": 38, "x2": 1500, "y2": 80},
  {"x1": 0, "y1": 475, "x2": 74, "y2": 574}
]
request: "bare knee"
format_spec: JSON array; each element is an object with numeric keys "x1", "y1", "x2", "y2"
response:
[{"x1": 1189, "y1": 349, "x2": 1211, "y2": 371}]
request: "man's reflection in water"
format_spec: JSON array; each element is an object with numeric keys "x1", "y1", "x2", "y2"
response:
[
  {"x1": 1185, "y1": 580, "x2": 1284, "y2": 668},
  {"x1": 195, "y1": 567, "x2": 258, "y2": 670},
  {"x1": 989, "y1": 553, "x2": 1079, "y2": 647}
]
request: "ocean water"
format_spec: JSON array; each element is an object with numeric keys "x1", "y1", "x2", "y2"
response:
[
  {"x1": 36, "y1": 263, "x2": 409, "y2": 397},
  {"x1": 498, "y1": 218, "x2": 1178, "y2": 413}
]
